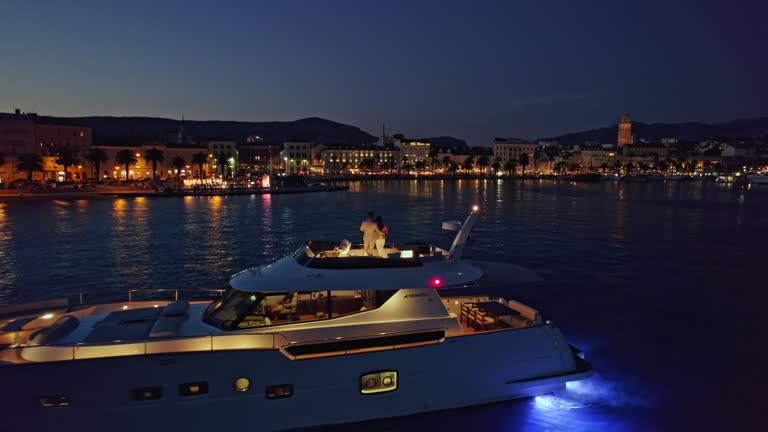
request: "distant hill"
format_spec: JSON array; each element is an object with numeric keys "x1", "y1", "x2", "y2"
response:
[
  {"x1": 540, "y1": 117, "x2": 768, "y2": 146},
  {"x1": 27, "y1": 115, "x2": 378, "y2": 146}
]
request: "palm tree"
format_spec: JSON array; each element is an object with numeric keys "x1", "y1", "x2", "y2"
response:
[
  {"x1": 613, "y1": 160, "x2": 622, "y2": 173},
  {"x1": 553, "y1": 161, "x2": 566, "y2": 174},
  {"x1": 54, "y1": 146, "x2": 79, "y2": 181},
  {"x1": 16, "y1": 153, "x2": 43, "y2": 182},
  {"x1": 624, "y1": 162, "x2": 635, "y2": 174},
  {"x1": 414, "y1": 160, "x2": 427, "y2": 173},
  {"x1": 518, "y1": 153, "x2": 530, "y2": 177},
  {"x1": 492, "y1": 159, "x2": 501, "y2": 175},
  {"x1": 191, "y1": 152, "x2": 208, "y2": 179},
  {"x1": 447, "y1": 161, "x2": 459, "y2": 175},
  {"x1": 86, "y1": 147, "x2": 108, "y2": 179},
  {"x1": 504, "y1": 159, "x2": 516, "y2": 176},
  {"x1": 441, "y1": 155, "x2": 451, "y2": 171},
  {"x1": 477, "y1": 155, "x2": 489, "y2": 174},
  {"x1": 171, "y1": 156, "x2": 186, "y2": 179},
  {"x1": 216, "y1": 152, "x2": 229, "y2": 177},
  {"x1": 115, "y1": 150, "x2": 138, "y2": 181},
  {"x1": 657, "y1": 160, "x2": 669, "y2": 173},
  {"x1": 600, "y1": 162, "x2": 609, "y2": 173},
  {"x1": 462, "y1": 156, "x2": 474, "y2": 173},
  {"x1": 428, "y1": 147, "x2": 439, "y2": 173},
  {"x1": 143, "y1": 148, "x2": 165, "y2": 182}
]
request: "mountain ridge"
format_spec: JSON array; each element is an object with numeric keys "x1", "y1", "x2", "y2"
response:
[
  {"x1": 539, "y1": 116, "x2": 768, "y2": 146},
  {"x1": 12, "y1": 114, "x2": 379, "y2": 146}
]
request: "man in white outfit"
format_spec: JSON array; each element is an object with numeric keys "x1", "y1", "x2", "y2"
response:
[{"x1": 360, "y1": 211, "x2": 377, "y2": 256}]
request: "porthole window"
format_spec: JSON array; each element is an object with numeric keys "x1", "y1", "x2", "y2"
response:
[
  {"x1": 132, "y1": 386, "x2": 162, "y2": 401},
  {"x1": 179, "y1": 382, "x2": 208, "y2": 396},
  {"x1": 266, "y1": 384, "x2": 293, "y2": 400},
  {"x1": 234, "y1": 377, "x2": 251, "y2": 392}
]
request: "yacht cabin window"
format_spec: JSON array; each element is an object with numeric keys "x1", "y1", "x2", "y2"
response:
[{"x1": 203, "y1": 289, "x2": 397, "y2": 330}]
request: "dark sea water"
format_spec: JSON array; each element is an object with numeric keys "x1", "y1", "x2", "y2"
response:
[{"x1": 1, "y1": 179, "x2": 766, "y2": 431}]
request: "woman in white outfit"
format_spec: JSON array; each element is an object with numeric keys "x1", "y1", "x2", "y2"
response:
[{"x1": 374, "y1": 216, "x2": 389, "y2": 258}]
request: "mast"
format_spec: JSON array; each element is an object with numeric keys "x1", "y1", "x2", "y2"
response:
[{"x1": 448, "y1": 206, "x2": 480, "y2": 261}]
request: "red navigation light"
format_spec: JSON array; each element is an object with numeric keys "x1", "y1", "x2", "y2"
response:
[{"x1": 431, "y1": 277, "x2": 443, "y2": 287}]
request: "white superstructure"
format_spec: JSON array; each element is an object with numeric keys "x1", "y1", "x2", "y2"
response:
[{"x1": 0, "y1": 207, "x2": 591, "y2": 432}]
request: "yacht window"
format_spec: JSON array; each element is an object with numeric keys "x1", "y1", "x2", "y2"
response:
[
  {"x1": 329, "y1": 289, "x2": 397, "y2": 318},
  {"x1": 204, "y1": 288, "x2": 398, "y2": 330},
  {"x1": 292, "y1": 247, "x2": 312, "y2": 265}
]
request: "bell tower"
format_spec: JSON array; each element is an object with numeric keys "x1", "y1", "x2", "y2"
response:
[{"x1": 618, "y1": 113, "x2": 632, "y2": 147}]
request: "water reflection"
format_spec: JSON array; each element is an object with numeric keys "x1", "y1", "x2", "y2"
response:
[
  {"x1": 0, "y1": 180, "x2": 764, "y2": 430},
  {"x1": 0, "y1": 203, "x2": 16, "y2": 302}
]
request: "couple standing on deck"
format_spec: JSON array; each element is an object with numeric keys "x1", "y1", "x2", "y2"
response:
[{"x1": 360, "y1": 211, "x2": 389, "y2": 258}]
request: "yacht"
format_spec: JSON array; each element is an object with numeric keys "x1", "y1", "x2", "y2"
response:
[{"x1": 0, "y1": 207, "x2": 591, "y2": 432}]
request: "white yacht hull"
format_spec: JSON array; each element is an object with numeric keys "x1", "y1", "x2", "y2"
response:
[{"x1": 0, "y1": 324, "x2": 589, "y2": 432}]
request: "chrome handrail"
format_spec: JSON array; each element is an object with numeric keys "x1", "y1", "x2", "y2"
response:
[{"x1": 74, "y1": 289, "x2": 225, "y2": 306}]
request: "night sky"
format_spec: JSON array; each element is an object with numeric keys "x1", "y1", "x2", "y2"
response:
[{"x1": 1, "y1": 0, "x2": 765, "y2": 145}]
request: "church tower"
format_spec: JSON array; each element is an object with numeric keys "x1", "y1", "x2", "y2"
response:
[{"x1": 618, "y1": 113, "x2": 632, "y2": 147}]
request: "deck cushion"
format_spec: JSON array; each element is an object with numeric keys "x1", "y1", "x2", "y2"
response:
[
  {"x1": 28, "y1": 315, "x2": 80, "y2": 345},
  {"x1": 161, "y1": 300, "x2": 189, "y2": 317}
]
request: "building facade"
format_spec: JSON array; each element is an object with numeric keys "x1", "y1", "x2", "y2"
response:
[
  {"x1": 575, "y1": 148, "x2": 616, "y2": 171},
  {"x1": 397, "y1": 140, "x2": 430, "y2": 167},
  {"x1": 0, "y1": 110, "x2": 93, "y2": 181},
  {"x1": 493, "y1": 138, "x2": 535, "y2": 164},
  {"x1": 321, "y1": 145, "x2": 398, "y2": 174},
  {"x1": 281, "y1": 141, "x2": 315, "y2": 174}
]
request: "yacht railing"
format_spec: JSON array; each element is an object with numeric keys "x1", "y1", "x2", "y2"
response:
[
  {"x1": 11, "y1": 331, "x2": 290, "y2": 363},
  {"x1": 73, "y1": 289, "x2": 225, "y2": 306}
]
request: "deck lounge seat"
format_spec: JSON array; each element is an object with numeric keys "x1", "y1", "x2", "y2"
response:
[
  {"x1": 161, "y1": 300, "x2": 189, "y2": 317},
  {"x1": 28, "y1": 315, "x2": 80, "y2": 345},
  {"x1": 148, "y1": 316, "x2": 187, "y2": 338},
  {"x1": 85, "y1": 320, "x2": 154, "y2": 343},
  {"x1": 96, "y1": 307, "x2": 163, "y2": 327}
]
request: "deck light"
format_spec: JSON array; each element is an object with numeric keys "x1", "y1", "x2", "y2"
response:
[
  {"x1": 431, "y1": 278, "x2": 442, "y2": 287},
  {"x1": 122, "y1": 305, "x2": 129, "y2": 310},
  {"x1": 472, "y1": 205, "x2": 479, "y2": 212},
  {"x1": 40, "y1": 313, "x2": 54, "y2": 320}
]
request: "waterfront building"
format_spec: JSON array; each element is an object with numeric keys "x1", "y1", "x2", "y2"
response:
[
  {"x1": 397, "y1": 139, "x2": 430, "y2": 168},
  {"x1": 620, "y1": 143, "x2": 669, "y2": 159},
  {"x1": 321, "y1": 145, "x2": 398, "y2": 174},
  {"x1": 618, "y1": 113, "x2": 632, "y2": 147},
  {"x1": 281, "y1": 141, "x2": 314, "y2": 174},
  {"x1": 239, "y1": 141, "x2": 280, "y2": 172},
  {"x1": 206, "y1": 139, "x2": 238, "y2": 175},
  {"x1": 0, "y1": 109, "x2": 92, "y2": 181},
  {"x1": 493, "y1": 138, "x2": 535, "y2": 164},
  {"x1": 575, "y1": 148, "x2": 616, "y2": 171}
]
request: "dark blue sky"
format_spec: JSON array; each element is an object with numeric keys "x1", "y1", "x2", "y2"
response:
[{"x1": 1, "y1": 0, "x2": 766, "y2": 144}]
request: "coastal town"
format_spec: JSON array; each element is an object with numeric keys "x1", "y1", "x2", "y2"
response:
[{"x1": 1, "y1": 109, "x2": 767, "y2": 193}]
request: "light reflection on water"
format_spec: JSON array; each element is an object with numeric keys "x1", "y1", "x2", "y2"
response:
[{"x1": 0, "y1": 180, "x2": 766, "y2": 430}]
